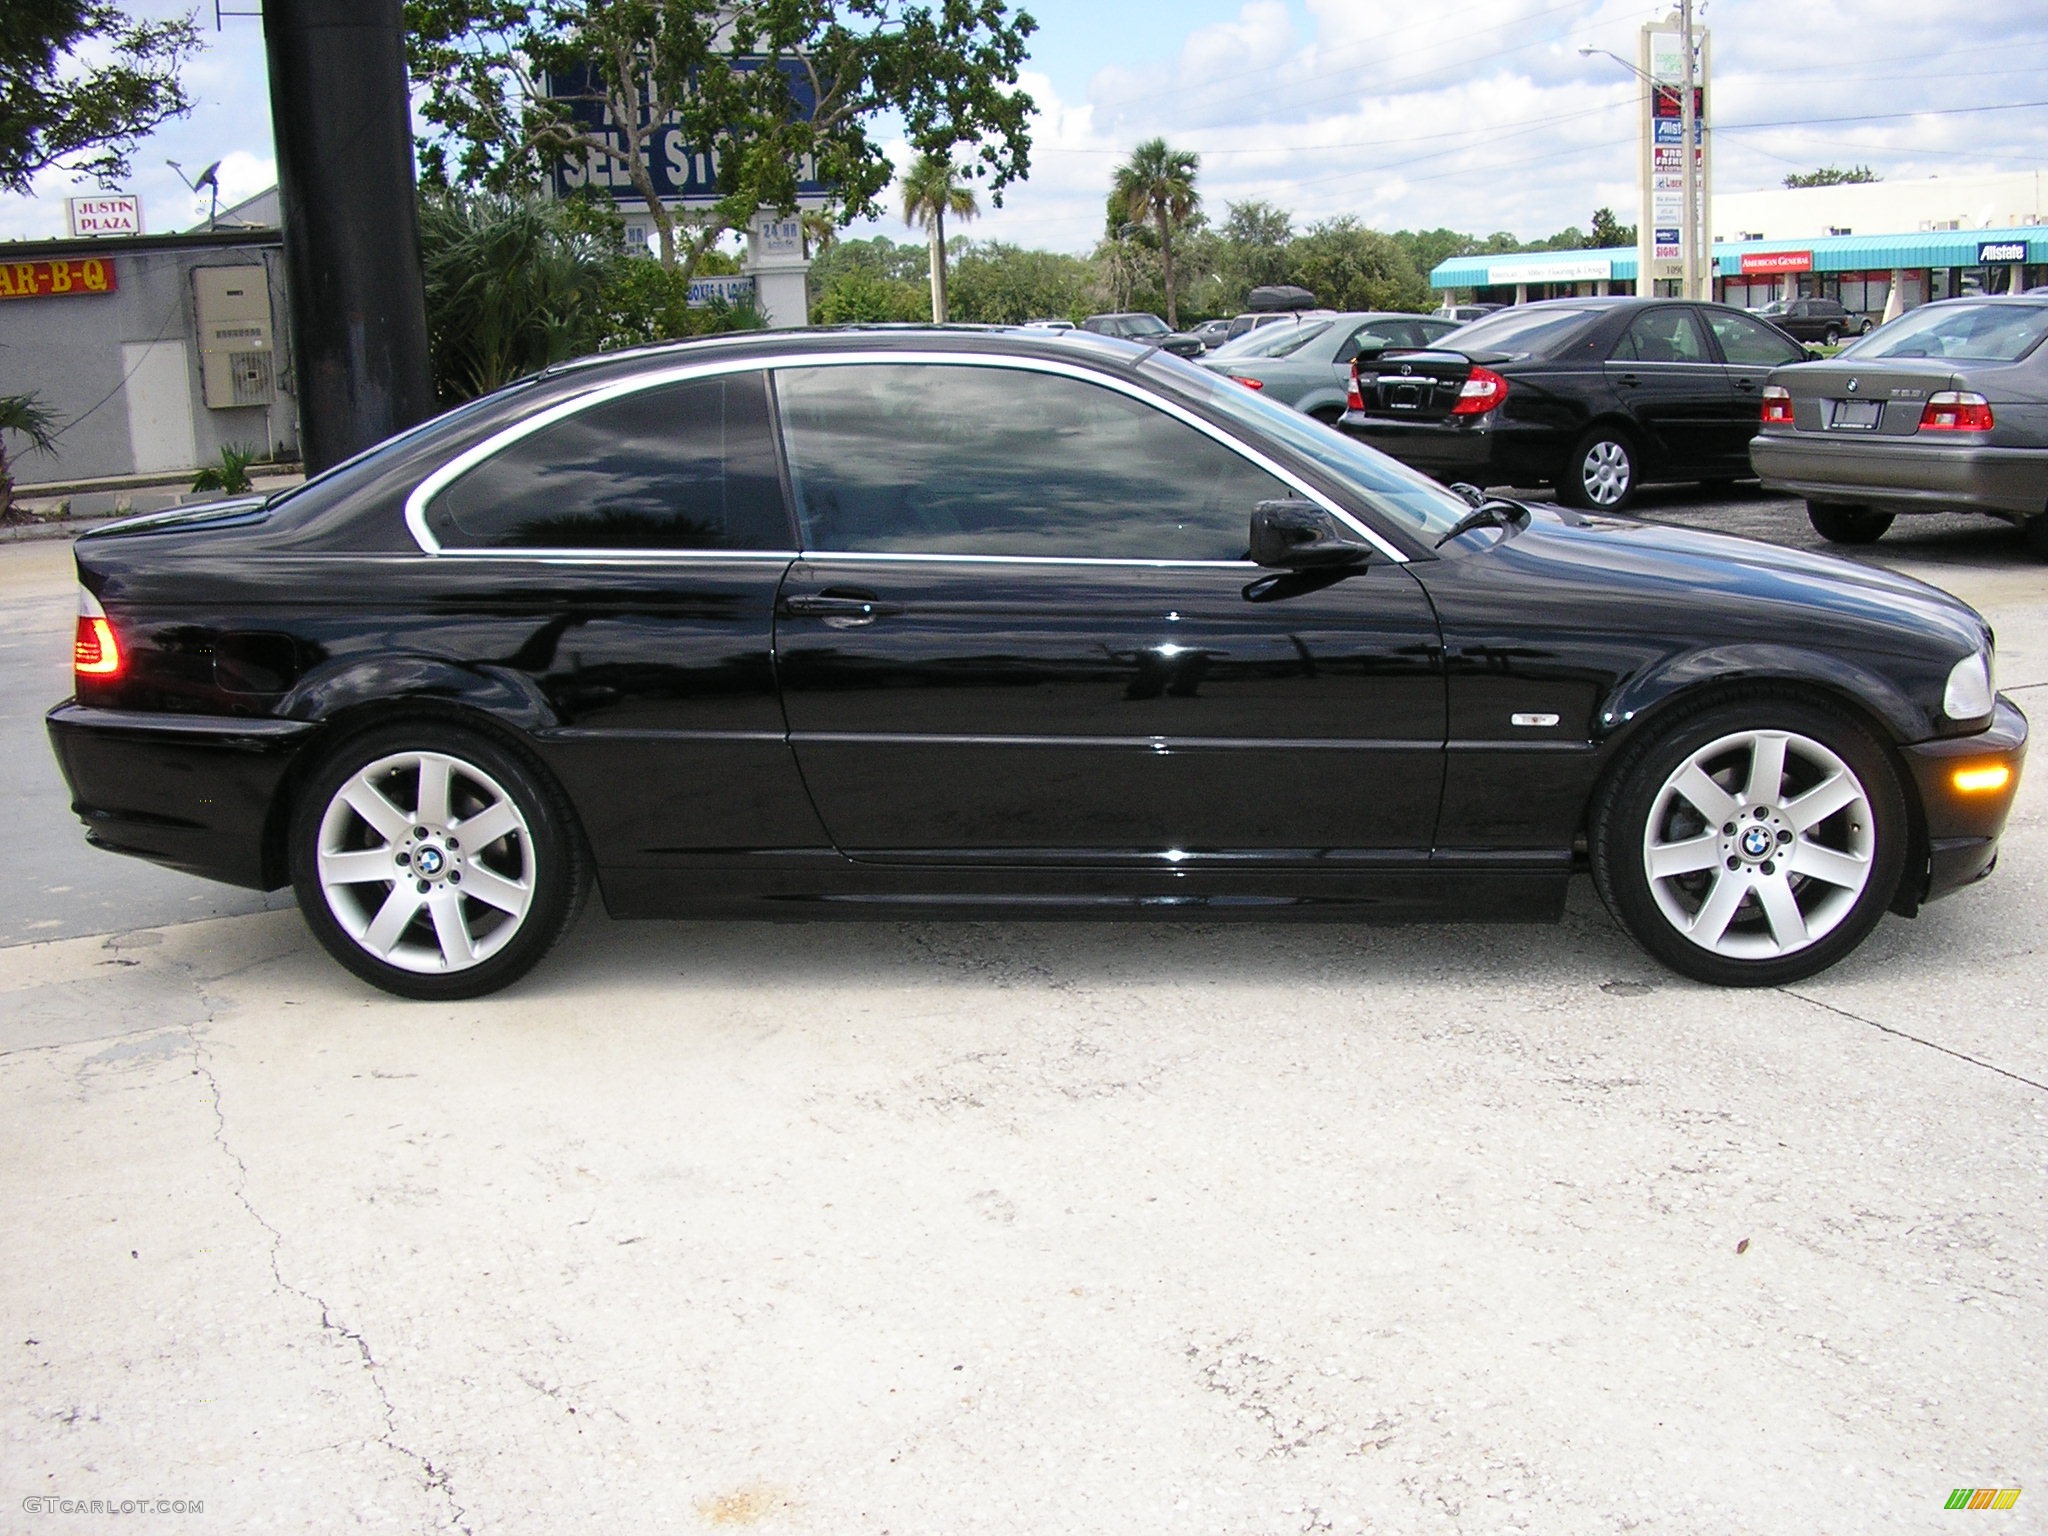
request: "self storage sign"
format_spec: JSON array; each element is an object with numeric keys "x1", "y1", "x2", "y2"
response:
[{"x1": 0, "y1": 259, "x2": 117, "y2": 300}]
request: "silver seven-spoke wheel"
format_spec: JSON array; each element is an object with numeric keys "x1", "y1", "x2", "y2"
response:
[
  {"x1": 1591, "y1": 697, "x2": 1906, "y2": 987},
  {"x1": 317, "y1": 750, "x2": 535, "y2": 974},
  {"x1": 290, "y1": 725, "x2": 587, "y2": 999},
  {"x1": 1641, "y1": 729, "x2": 1873, "y2": 960}
]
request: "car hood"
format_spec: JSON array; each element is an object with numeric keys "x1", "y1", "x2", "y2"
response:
[{"x1": 1461, "y1": 504, "x2": 1987, "y2": 659}]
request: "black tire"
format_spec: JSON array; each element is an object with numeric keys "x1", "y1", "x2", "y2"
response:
[
  {"x1": 1824, "y1": 327, "x2": 1842, "y2": 347},
  {"x1": 1558, "y1": 425, "x2": 1638, "y2": 511},
  {"x1": 288, "y1": 721, "x2": 589, "y2": 999},
  {"x1": 1307, "y1": 404, "x2": 1345, "y2": 425},
  {"x1": 2027, "y1": 514, "x2": 2048, "y2": 562},
  {"x1": 1806, "y1": 500, "x2": 1894, "y2": 544},
  {"x1": 1590, "y1": 694, "x2": 1907, "y2": 987}
]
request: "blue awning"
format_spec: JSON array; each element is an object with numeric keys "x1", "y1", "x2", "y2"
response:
[{"x1": 1430, "y1": 226, "x2": 2048, "y2": 289}]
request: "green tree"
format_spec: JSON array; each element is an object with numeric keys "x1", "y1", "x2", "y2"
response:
[
  {"x1": 1389, "y1": 228, "x2": 1478, "y2": 285},
  {"x1": 947, "y1": 240, "x2": 1094, "y2": 324},
  {"x1": 1783, "y1": 164, "x2": 1880, "y2": 189},
  {"x1": 1589, "y1": 207, "x2": 1636, "y2": 248},
  {"x1": 901, "y1": 151, "x2": 979, "y2": 322},
  {"x1": 1284, "y1": 218, "x2": 1430, "y2": 313},
  {"x1": 0, "y1": 392, "x2": 61, "y2": 523},
  {"x1": 1109, "y1": 138, "x2": 1200, "y2": 328},
  {"x1": 0, "y1": 2, "x2": 201, "y2": 195},
  {"x1": 404, "y1": 0, "x2": 1035, "y2": 280},
  {"x1": 811, "y1": 264, "x2": 925, "y2": 323}
]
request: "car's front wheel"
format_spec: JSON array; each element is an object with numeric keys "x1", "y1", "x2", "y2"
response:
[
  {"x1": 1824, "y1": 326, "x2": 1842, "y2": 347},
  {"x1": 1806, "y1": 501, "x2": 1894, "y2": 544},
  {"x1": 1591, "y1": 696, "x2": 1907, "y2": 986},
  {"x1": 1560, "y1": 426, "x2": 1637, "y2": 511},
  {"x1": 289, "y1": 723, "x2": 588, "y2": 998}
]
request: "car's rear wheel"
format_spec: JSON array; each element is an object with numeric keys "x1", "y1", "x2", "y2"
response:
[
  {"x1": 1806, "y1": 500, "x2": 1894, "y2": 544},
  {"x1": 1560, "y1": 426, "x2": 1637, "y2": 511},
  {"x1": 1590, "y1": 696, "x2": 1906, "y2": 986},
  {"x1": 2026, "y1": 514, "x2": 2048, "y2": 561},
  {"x1": 289, "y1": 723, "x2": 588, "y2": 999},
  {"x1": 1824, "y1": 326, "x2": 1842, "y2": 347},
  {"x1": 1308, "y1": 404, "x2": 1344, "y2": 425}
]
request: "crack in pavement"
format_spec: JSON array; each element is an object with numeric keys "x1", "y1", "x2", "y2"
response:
[
  {"x1": 1781, "y1": 986, "x2": 2048, "y2": 1095},
  {"x1": 187, "y1": 1008, "x2": 472, "y2": 1535}
]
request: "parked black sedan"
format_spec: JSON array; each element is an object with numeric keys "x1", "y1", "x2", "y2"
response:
[
  {"x1": 1340, "y1": 297, "x2": 1808, "y2": 511},
  {"x1": 49, "y1": 327, "x2": 2023, "y2": 998}
]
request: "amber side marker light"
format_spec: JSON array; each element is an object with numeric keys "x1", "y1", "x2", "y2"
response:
[
  {"x1": 1952, "y1": 764, "x2": 2013, "y2": 794},
  {"x1": 74, "y1": 616, "x2": 122, "y2": 675}
]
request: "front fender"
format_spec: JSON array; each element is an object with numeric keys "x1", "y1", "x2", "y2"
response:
[
  {"x1": 1597, "y1": 642, "x2": 1933, "y2": 744},
  {"x1": 278, "y1": 655, "x2": 559, "y2": 732}
]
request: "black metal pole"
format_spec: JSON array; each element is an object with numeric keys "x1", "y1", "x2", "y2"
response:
[{"x1": 263, "y1": 0, "x2": 435, "y2": 474}]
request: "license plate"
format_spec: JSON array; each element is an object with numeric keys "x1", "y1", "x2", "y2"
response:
[
  {"x1": 1831, "y1": 398, "x2": 1882, "y2": 430},
  {"x1": 1388, "y1": 384, "x2": 1423, "y2": 410}
]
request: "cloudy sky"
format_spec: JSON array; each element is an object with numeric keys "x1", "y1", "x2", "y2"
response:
[{"x1": 5, "y1": 0, "x2": 2047, "y2": 251}]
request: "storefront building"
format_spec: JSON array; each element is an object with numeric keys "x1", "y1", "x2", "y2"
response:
[
  {"x1": 0, "y1": 225, "x2": 296, "y2": 484},
  {"x1": 1432, "y1": 226, "x2": 2047, "y2": 323}
]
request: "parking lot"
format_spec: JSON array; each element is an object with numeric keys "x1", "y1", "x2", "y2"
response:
[{"x1": 5, "y1": 488, "x2": 2044, "y2": 1533}]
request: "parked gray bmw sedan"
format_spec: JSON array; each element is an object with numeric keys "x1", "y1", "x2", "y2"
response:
[
  {"x1": 1750, "y1": 295, "x2": 2048, "y2": 556},
  {"x1": 1198, "y1": 311, "x2": 1457, "y2": 422}
]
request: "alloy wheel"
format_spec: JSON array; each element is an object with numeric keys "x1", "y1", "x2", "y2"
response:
[
  {"x1": 315, "y1": 749, "x2": 536, "y2": 974},
  {"x1": 1639, "y1": 728, "x2": 1874, "y2": 960}
]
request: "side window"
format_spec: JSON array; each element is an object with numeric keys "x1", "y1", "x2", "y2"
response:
[
  {"x1": 775, "y1": 363, "x2": 1292, "y2": 561},
  {"x1": 426, "y1": 372, "x2": 789, "y2": 551},
  {"x1": 1704, "y1": 308, "x2": 1806, "y2": 366},
  {"x1": 1620, "y1": 308, "x2": 1710, "y2": 363}
]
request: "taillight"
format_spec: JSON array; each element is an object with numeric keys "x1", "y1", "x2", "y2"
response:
[
  {"x1": 1449, "y1": 366, "x2": 1508, "y2": 416},
  {"x1": 1919, "y1": 391, "x2": 1993, "y2": 431},
  {"x1": 1761, "y1": 384, "x2": 1793, "y2": 424},
  {"x1": 1346, "y1": 361, "x2": 1364, "y2": 412},
  {"x1": 1231, "y1": 374, "x2": 1264, "y2": 390},
  {"x1": 74, "y1": 590, "x2": 122, "y2": 677}
]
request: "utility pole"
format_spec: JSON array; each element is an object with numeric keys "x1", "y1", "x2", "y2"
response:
[
  {"x1": 1677, "y1": 0, "x2": 1701, "y2": 299},
  {"x1": 263, "y1": 0, "x2": 435, "y2": 474}
]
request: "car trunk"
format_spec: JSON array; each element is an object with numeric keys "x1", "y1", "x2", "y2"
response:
[
  {"x1": 1774, "y1": 361, "x2": 1962, "y2": 437},
  {"x1": 1356, "y1": 349, "x2": 1485, "y2": 421}
]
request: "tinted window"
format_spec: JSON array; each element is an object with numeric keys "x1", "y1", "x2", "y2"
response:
[
  {"x1": 1613, "y1": 308, "x2": 1709, "y2": 363},
  {"x1": 1704, "y1": 308, "x2": 1805, "y2": 366},
  {"x1": 775, "y1": 363, "x2": 1290, "y2": 561},
  {"x1": 428, "y1": 372, "x2": 789, "y2": 550},
  {"x1": 1439, "y1": 305, "x2": 1599, "y2": 358},
  {"x1": 1842, "y1": 301, "x2": 2048, "y2": 363}
]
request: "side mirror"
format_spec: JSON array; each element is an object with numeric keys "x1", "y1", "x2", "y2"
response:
[{"x1": 1250, "y1": 499, "x2": 1369, "y2": 569}]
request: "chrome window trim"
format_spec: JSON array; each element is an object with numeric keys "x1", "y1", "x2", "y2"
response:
[{"x1": 404, "y1": 348, "x2": 1408, "y2": 564}]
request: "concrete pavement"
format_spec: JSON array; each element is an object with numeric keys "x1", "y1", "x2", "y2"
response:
[{"x1": 3, "y1": 502, "x2": 2044, "y2": 1533}]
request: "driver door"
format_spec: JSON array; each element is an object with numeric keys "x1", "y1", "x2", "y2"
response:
[{"x1": 768, "y1": 359, "x2": 1446, "y2": 865}]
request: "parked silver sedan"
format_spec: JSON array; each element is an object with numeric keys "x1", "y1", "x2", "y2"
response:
[
  {"x1": 1198, "y1": 311, "x2": 1458, "y2": 423},
  {"x1": 1750, "y1": 295, "x2": 2048, "y2": 556}
]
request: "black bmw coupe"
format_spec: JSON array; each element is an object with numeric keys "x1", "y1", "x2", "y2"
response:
[{"x1": 48, "y1": 327, "x2": 2025, "y2": 997}]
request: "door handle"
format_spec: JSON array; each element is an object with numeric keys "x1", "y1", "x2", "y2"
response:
[
  {"x1": 1616, "y1": 372, "x2": 1641, "y2": 388},
  {"x1": 780, "y1": 591, "x2": 905, "y2": 623},
  {"x1": 1733, "y1": 377, "x2": 1758, "y2": 391}
]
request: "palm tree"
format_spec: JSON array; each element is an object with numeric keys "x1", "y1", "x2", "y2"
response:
[
  {"x1": 0, "y1": 393, "x2": 60, "y2": 524},
  {"x1": 901, "y1": 152, "x2": 979, "y2": 323},
  {"x1": 1111, "y1": 139, "x2": 1201, "y2": 329}
]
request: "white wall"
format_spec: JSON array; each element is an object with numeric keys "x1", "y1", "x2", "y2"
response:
[{"x1": 1713, "y1": 170, "x2": 2048, "y2": 243}]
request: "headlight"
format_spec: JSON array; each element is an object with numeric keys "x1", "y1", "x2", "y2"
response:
[{"x1": 1944, "y1": 650, "x2": 1994, "y2": 720}]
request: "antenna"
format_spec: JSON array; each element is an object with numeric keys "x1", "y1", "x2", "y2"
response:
[{"x1": 169, "y1": 159, "x2": 224, "y2": 228}]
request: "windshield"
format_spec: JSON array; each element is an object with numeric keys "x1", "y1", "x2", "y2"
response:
[
  {"x1": 1840, "y1": 301, "x2": 2048, "y2": 364},
  {"x1": 1438, "y1": 305, "x2": 1599, "y2": 359},
  {"x1": 1118, "y1": 314, "x2": 1169, "y2": 337},
  {"x1": 261, "y1": 383, "x2": 536, "y2": 512},
  {"x1": 1214, "y1": 319, "x2": 1325, "y2": 359},
  {"x1": 1142, "y1": 352, "x2": 1471, "y2": 542},
  {"x1": 1755, "y1": 300, "x2": 1790, "y2": 316}
]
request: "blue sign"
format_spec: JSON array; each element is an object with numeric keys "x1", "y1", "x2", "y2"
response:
[
  {"x1": 1655, "y1": 228, "x2": 1681, "y2": 244},
  {"x1": 1978, "y1": 240, "x2": 2030, "y2": 264},
  {"x1": 546, "y1": 59, "x2": 826, "y2": 207},
  {"x1": 686, "y1": 276, "x2": 756, "y2": 308}
]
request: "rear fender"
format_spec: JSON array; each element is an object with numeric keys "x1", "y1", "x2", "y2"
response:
[{"x1": 278, "y1": 655, "x2": 559, "y2": 732}]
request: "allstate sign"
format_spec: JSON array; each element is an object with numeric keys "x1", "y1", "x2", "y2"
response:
[{"x1": 1978, "y1": 241, "x2": 2030, "y2": 264}]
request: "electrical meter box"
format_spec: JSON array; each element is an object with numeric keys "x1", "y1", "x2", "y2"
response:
[{"x1": 193, "y1": 265, "x2": 276, "y2": 409}]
